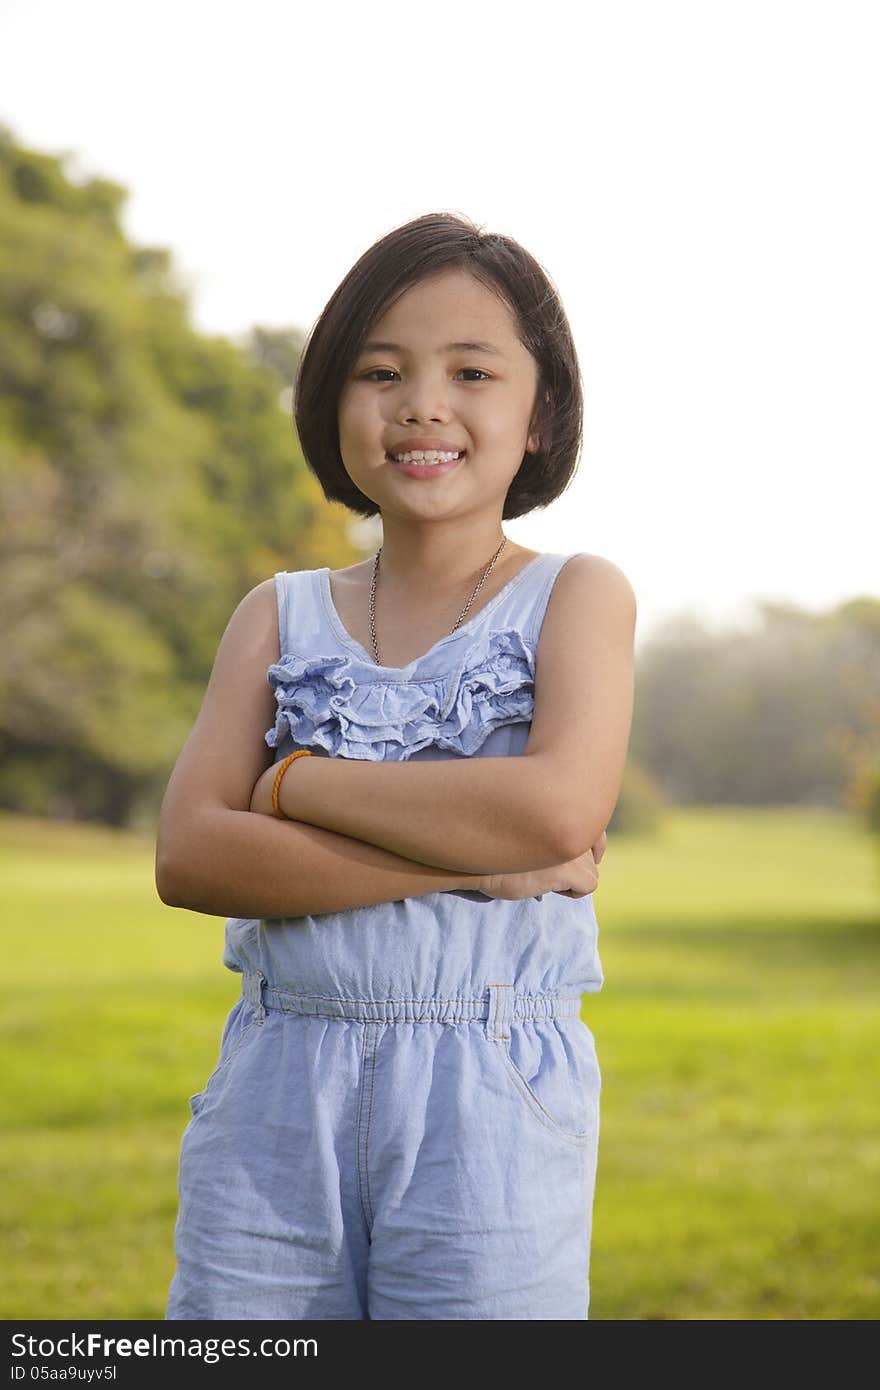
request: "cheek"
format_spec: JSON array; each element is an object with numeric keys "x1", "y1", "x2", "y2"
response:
[{"x1": 339, "y1": 391, "x2": 381, "y2": 442}]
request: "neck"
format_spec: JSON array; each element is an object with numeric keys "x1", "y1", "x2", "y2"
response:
[{"x1": 371, "y1": 522, "x2": 510, "y2": 594}]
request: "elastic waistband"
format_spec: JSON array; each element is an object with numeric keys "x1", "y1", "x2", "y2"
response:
[{"x1": 241, "y1": 970, "x2": 582, "y2": 1027}]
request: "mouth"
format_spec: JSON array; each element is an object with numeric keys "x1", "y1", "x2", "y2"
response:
[{"x1": 385, "y1": 449, "x2": 466, "y2": 478}]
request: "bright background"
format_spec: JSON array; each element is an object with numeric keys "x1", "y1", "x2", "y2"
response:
[
  {"x1": 2, "y1": 0, "x2": 878, "y2": 1324},
  {"x1": 2, "y1": 0, "x2": 877, "y2": 642}
]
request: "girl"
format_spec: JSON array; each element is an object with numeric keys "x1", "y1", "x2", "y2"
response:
[{"x1": 156, "y1": 211, "x2": 636, "y2": 1321}]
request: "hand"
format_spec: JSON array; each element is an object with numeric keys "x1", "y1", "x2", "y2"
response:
[{"x1": 478, "y1": 830, "x2": 607, "y2": 902}]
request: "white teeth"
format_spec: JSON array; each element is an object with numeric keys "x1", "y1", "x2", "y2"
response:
[{"x1": 391, "y1": 450, "x2": 463, "y2": 464}]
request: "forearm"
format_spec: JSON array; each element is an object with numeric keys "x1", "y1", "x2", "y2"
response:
[
  {"x1": 156, "y1": 806, "x2": 485, "y2": 919},
  {"x1": 275, "y1": 751, "x2": 568, "y2": 874}
]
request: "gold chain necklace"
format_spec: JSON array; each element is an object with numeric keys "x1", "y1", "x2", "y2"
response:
[{"x1": 368, "y1": 536, "x2": 509, "y2": 666}]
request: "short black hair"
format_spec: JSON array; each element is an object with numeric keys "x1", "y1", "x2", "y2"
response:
[{"x1": 294, "y1": 211, "x2": 584, "y2": 520}]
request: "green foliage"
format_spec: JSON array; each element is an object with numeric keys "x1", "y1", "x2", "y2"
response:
[
  {"x1": 607, "y1": 760, "x2": 667, "y2": 835},
  {"x1": 846, "y1": 759, "x2": 880, "y2": 834},
  {"x1": 632, "y1": 596, "x2": 880, "y2": 820},
  {"x1": 0, "y1": 125, "x2": 360, "y2": 825}
]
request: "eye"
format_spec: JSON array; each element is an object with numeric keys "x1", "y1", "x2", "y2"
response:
[{"x1": 360, "y1": 368, "x2": 491, "y2": 382}]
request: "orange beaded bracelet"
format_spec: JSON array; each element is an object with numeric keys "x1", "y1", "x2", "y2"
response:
[{"x1": 272, "y1": 749, "x2": 315, "y2": 818}]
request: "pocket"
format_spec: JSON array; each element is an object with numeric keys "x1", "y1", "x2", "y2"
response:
[
  {"x1": 490, "y1": 1016, "x2": 601, "y2": 1148},
  {"x1": 187, "y1": 998, "x2": 263, "y2": 1118}
]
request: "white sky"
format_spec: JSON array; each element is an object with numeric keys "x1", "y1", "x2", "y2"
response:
[{"x1": 1, "y1": 0, "x2": 877, "y2": 646}]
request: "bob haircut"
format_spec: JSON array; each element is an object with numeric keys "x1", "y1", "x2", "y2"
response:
[{"x1": 294, "y1": 211, "x2": 584, "y2": 521}]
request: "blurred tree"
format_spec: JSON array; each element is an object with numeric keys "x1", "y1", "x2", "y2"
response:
[
  {"x1": 630, "y1": 596, "x2": 880, "y2": 813},
  {"x1": 607, "y1": 760, "x2": 667, "y2": 835},
  {"x1": 0, "y1": 125, "x2": 358, "y2": 826}
]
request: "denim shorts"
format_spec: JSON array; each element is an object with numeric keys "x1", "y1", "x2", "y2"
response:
[{"x1": 166, "y1": 968, "x2": 601, "y2": 1321}]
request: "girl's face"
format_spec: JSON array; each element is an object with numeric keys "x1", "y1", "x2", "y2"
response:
[{"x1": 337, "y1": 267, "x2": 541, "y2": 520}]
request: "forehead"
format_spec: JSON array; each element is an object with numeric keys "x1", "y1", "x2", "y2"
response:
[{"x1": 369, "y1": 268, "x2": 520, "y2": 341}]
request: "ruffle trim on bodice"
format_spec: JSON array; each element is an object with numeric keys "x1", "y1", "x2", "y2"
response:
[{"x1": 264, "y1": 626, "x2": 536, "y2": 761}]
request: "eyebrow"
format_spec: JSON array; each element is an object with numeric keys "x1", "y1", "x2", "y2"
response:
[{"x1": 360, "y1": 339, "x2": 505, "y2": 357}]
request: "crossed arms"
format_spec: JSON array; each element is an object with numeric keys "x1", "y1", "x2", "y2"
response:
[{"x1": 155, "y1": 555, "x2": 636, "y2": 919}]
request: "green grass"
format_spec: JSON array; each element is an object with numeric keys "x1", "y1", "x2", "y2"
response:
[{"x1": 1, "y1": 806, "x2": 878, "y2": 1319}]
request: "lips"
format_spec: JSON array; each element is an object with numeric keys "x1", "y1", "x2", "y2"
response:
[{"x1": 386, "y1": 451, "x2": 465, "y2": 478}]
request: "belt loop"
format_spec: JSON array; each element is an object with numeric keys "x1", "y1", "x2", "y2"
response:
[
  {"x1": 486, "y1": 983, "x2": 513, "y2": 1041},
  {"x1": 243, "y1": 970, "x2": 267, "y2": 1025}
]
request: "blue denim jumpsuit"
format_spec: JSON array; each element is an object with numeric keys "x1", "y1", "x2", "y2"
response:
[{"x1": 166, "y1": 552, "x2": 604, "y2": 1321}]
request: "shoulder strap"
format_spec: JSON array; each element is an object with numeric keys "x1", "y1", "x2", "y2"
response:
[
  {"x1": 524, "y1": 553, "x2": 583, "y2": 645},
  {"x1": 273, "y1": 570, "x2": 328, "y2": 660}
]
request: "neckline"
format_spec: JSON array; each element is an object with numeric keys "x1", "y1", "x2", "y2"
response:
[{"x1": 319, "y1": 553, "x2": 549, "y2": 676}]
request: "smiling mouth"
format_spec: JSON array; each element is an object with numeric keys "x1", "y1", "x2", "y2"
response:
[{"x1": 385, "y1": 450, "x2": 467, "y2": 465}]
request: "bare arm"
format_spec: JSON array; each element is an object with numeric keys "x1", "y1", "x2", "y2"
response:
[
  {"x1": 258, "y1": 750, "x2": 567, "y2": 876},
  {"x1": 154, "y1": 578, "x2": 486, "y2": 918},
  {"x1": 253, "y1": 554, "x2": 637, "y2": 871},
  {"x1": 160, "y1": 806, "x2": 485, "y2": 918}
]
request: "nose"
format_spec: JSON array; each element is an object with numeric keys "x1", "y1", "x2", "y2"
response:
[{"x1": 398, "y1": 374, "x2": 450, "y2": 425}]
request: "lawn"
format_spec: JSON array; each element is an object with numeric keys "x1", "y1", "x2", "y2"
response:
[{"x1": 1, "y1": 806, "x2": 877, "y2": 1319}]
